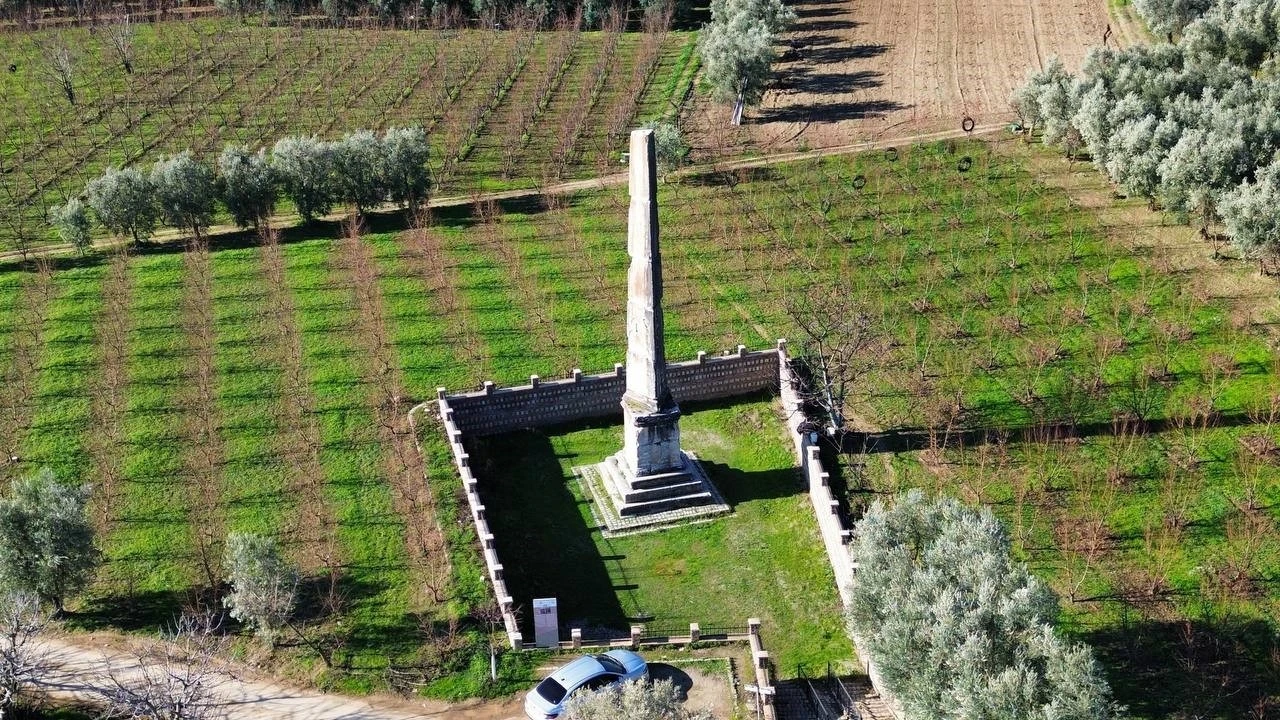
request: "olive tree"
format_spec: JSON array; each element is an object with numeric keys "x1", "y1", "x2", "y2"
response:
[
  {"x1": 1134, "y1": 0, "x2": 1214, "y2": 40},
  {"x1": 86, "y1": 166, "x2": 159, "y2": 245},
  {"x1": 331, "y1": 130, "x2": 388, "y2": 216},
  {"x1": 218, "y1": 145, "x2": 276, "y2": 230},
  {"x1": 698, "y1": 0, "x2": 795, "y2": 125},
  {"x1": 1219, "y1": 155, "x2": 1280, "y2": 263},
  {"x1": 379, "y1": 126, "x2": 430, "y2": 213},
  {"x1": 1157, "y1": 126, "x2": 1244, "y2": 238},
  {"x1": 562, "y1": 678, "x2": 713, "y2": 720},
  {"x1": 0, "y1": 468, "x2": 98, "y2": 613},
  {"x1": 0, "y1": 591, "x2": 50, "y2": 718},
  {"x1": 151, "y1": 152, "x2": 217, "y2": 243},
  {"x1": 50, "y1": 197, "x2": 92, "y2": 255},
  {"x1": 848, "y1": 491, "x2": 1123, "y2": 720},
  {"x1": 222, "y1": 532, "x2": 298, "y2": 642},
  {"x1": 642, "y1": 120, "x2": 690, "y2": 174},
  {"x1": 271, "y1": 135, "x2": 334, "y2": 223}
]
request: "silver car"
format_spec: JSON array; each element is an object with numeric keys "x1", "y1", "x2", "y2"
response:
[{"x1": 523, "y1": 649, "x2": 648, "y2": 719}]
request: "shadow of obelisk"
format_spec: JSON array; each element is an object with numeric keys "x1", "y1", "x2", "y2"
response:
[{"x1": 577, "y1": 128, "x2": 730, "y2": 535}]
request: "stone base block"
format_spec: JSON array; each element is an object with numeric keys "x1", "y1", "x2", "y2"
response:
[{"x1": 575, "y1": 452, "x2": 730, "y2": 536}]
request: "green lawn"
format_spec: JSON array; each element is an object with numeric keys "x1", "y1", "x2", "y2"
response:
[{"x1": 469, "y1": 396, "x2": 855, "y2": 677}]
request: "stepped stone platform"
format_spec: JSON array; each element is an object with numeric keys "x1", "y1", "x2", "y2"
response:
[{"x1": 575, "y1": 451, "x2": 730, "y2": 535}]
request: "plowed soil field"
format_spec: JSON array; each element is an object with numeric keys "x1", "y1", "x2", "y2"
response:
[{"x1": 688, "y1": 0, "x2": 1114, "y2": 150}]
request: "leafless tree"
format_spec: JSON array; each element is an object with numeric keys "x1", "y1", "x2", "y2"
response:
[
  {"x1": 784, "y1": 281, "x2": 882, "y2": 435},
  {"x1": 0, "y1": 592, "x2": 52, "y2": 717},
  {"x1": 106, "y1": 16, "x2": 136, "y2": 74},
  {"x1": 96, "y1": 612, "x2": 228, "y2": 720},
  {"x1": 39, "y1": 40, "x2": 77, "y2": 106}
]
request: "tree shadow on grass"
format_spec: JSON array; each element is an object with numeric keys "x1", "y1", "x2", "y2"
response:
[{"x1": 1082, "y1": 617, "x2": 1280, "y2": 719}]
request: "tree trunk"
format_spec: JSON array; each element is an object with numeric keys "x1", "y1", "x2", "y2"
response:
[{"x1": 731, "y1": 91, "x2": 744, "y2": 126}]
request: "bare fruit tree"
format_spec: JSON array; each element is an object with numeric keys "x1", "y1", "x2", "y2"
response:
[
  {"x1": 39, "y1": 39, "x2": 77, "y2": 106},
  {"x1": 96, "y1": 612, "x2": 227, "y2": 720},
  {"x1": 106, "y1": 16, "x2": 136, "y2": 74},
  {"x1": 0, "y1": 592, "x2": 52, "y2": 717},
  {"x1": 784, "y1": 280, "x2": 882, "y2": 436}
]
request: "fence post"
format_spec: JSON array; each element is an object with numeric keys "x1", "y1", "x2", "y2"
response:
[
  {"x1": 689, "y1": 622, "x2": 700, "y2": 644},
  {"x1": 630, "y1": 625, "x2": 642, "y2": 648},
  {"x1": 571, "y1": 628, "x2": 582, "y2": 650}
]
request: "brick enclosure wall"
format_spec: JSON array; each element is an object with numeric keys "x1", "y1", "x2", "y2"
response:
[{"x1": 440, "y1": 345, "x2": 783, "y2": 436}]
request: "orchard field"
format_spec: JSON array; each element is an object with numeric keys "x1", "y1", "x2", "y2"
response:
[
  {"x1": 2, "y1": 127, "x2": 1279, "y2": 713},
  {"x1": 0, "y1": 17, "x2": 698, "y2": 251}
]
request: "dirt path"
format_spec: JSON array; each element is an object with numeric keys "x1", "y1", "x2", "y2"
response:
[
  {"x1": 686, "y1": 0, "x2": 1109, "y2": 152},
  {"x1": 34, "y1": 636, "x2": 525, "y2": 720},
  {"x1": 1, "y1": 124, "x2": 1003, "y2": 265},
  {"x1": 32, "y1": 636, "x2": 743, "y2": 720}
]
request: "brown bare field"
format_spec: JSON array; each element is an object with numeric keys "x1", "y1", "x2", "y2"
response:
[{"x1": 689, "y1": 0, "x2": 1112, "y2": 152}]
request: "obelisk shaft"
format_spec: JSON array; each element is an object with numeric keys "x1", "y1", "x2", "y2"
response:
[
  {"x1": 619, "y1": 128, "x2": 683, "y2": 477},
  {"x1": 622, "y1": 128, "x2": 673, "y2": 413}
]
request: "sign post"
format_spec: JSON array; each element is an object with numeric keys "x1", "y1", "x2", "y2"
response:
[{"x1": 532, "y1": 597, "x2": 559, "y2": 648}]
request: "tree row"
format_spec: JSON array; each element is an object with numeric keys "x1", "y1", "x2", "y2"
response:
[
  {"x1": 1015, "y1": 0, "x2": 1280, "y2": 267},
  {"x1": 50, "y1": 126, "x2": 431, "y2": 252}
]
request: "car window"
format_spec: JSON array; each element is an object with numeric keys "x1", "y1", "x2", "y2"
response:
[
  {"x1": 580, "y1": 674, "x2": 620, "y2": 693},
  {"x1": 536, "y1": 677, "x2": 567, "y2": 704},
  {"x1": 595, "y1": 655, "x2": 626, "y2": 674}
]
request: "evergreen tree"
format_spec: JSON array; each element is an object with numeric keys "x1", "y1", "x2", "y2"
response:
[
  {"x1": 85, "y1": 166, "x2": 159, "y2": 245},
  {"x1": 271, "y1": 135, "x2": 335, "y2": 223},
  {"x1": 219, "y1": 144, "x2": 277, "y2": 231},
  {"x1": 49, "y1": 197, "x2": 91, "y2": 255},
  {"x1": 697, "y1": 0, "x2": 795, "y2": 125},
  {"x1": 151, "y1": 152, "x2": 217, "y2": 242},
  {"x1": 0, "y1": 468, "x2": 97, "y2": 613}
]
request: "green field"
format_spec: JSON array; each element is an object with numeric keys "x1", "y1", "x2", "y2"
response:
[
  {"x1": 1, "y1": 136, "x2": 1277, "y2": 714},
  {"x1": 0, "y1": 19, "x2": 698, "y2": 251}
]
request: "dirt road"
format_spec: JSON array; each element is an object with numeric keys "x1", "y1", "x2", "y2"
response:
[
  {"x1": 34, "y1": 637, "x2": 524, "y2": 720},
  {"x1": 688, "y1": 0, "x2": 1113, "y2": 151},
  {"x1": 32, "y1": 637, "x2": 737, "y2": 720}
]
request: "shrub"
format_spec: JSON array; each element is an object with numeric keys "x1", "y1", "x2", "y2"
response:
[
  {"x1": 848, "y1": 491, "x2": 1122, "y2": 720},
  {"x1": 222, "y1": 532, "x2": 298, "y2": 641},
  {"x1": 0, "y1": 468, "x2": 97, "y2": 613},
  {"x1": 49, "y1": 197, "x2": 91, "y2": 254}
]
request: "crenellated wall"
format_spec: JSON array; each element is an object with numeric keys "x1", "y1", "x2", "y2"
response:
[{"x1": 440, "y1": 345, "x2": 782, "y2": 436}]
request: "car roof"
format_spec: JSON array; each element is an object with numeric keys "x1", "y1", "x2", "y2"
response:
[{"x1": 550, "y1": 655, "x2": 607, "y2": 688}]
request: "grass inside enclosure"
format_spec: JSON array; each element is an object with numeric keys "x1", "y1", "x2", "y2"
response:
[
  {"x1": 0, "y1": 137, "x2": 1277, "y2": 710},
  {"x1": 468, "y1": 397, "x2": 856, "y2": 677}
]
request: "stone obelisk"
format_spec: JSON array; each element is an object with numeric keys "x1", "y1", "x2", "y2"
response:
[
  {"x1": 618, "y1": 128, "x2": 683, "y2": 478},
  {"x1": 593, "y1": 128, "x2": 722, "y2": 523}
]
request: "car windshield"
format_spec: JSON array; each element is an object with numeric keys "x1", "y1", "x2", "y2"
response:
[
  {"x1": 536, "y1": 677, "x2": 568, "y2": 704},
  {"x1": 595, "y1": 655, "x2": 625, "y2": 674}
]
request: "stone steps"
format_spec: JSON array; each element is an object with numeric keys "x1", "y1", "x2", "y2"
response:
[
  {"x1": 630, "y1": 470, "x2": 697, "y2": 490},
  {"x1": 617, "y1": 490, "x2": 718, "y2": 516},
  {"x1": 619, "y1": 478, "x2": 710, "y2": 505}
]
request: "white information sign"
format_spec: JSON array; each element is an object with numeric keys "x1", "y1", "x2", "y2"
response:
[{"x1": 532, "y1": 597, "x2": 559, "y2": 649}]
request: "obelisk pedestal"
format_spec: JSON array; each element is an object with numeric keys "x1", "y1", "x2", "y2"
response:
[{"x1": 579, "y1": 128, "x2": 728, "y2": 530}]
